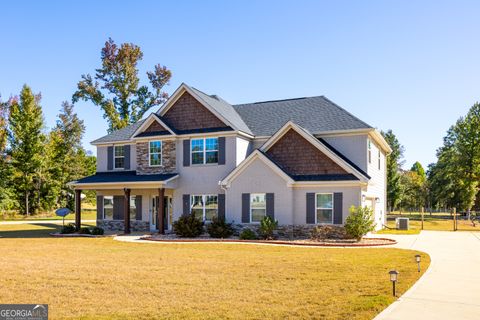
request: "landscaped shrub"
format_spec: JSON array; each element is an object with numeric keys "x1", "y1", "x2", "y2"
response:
[
  {"x1": 173, "y1": 213, "x2": 204, "y2": 238},
  {"x1": 344, "y1": 205, "x2": 376, "y2": 241},
  {"x1": 60, "y1": 223, "x2": 76, "y2": 234},
  {"x1": 310, "y1": 225, "x2": 347, "y2": 241},
  {"x1": 206, "y1": 217, "x2": 234, "y2": 238},
  {"x1": 258, "y1": 216, "x2": 278, "y2": 240},
  {"x1": 91, "y1": 227, "x2": 104, "y2": 235},
  {"x1": 239, "y1": 228, "x2": 257, "y2": 240},
  {"x1": 78, "y1": 227, "x2": 91, "y2": 235}
]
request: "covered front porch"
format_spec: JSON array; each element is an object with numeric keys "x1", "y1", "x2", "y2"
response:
[{"x1": 69, "y1": 171, "x2": 178, "y2": 234}]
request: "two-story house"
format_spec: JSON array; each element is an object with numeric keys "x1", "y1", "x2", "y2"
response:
[{"x1": 69, "y1": 83, "x2": 391, "y2": 234}]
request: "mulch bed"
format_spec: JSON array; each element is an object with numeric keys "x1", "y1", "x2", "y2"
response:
[{"x1": 141, "y1": 236, "x2": 396, "y2": 247}]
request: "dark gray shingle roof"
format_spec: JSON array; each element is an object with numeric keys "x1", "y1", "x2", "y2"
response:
[
  {"x1": 91, "y1": 119, "x2": 146, "y2": 144},
  {"x1": 73, "y1": 171, "x2": 178, "y2": 184},
  {"x1": 190, "y1": 87, "x2": 253, "y2": 135},
  {"x1": 232, "y1": 96, "x2": 372, "y2": 136}
]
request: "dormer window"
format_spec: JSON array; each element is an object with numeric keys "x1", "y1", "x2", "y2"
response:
[
  {"x1": 114, "y1": 145, "x2": 125, "y2": 169},
  {"x1": 191, "y1": 137, "x2": 218, "y2": 165},
  {"x1": 149, "y1": 141, "x2": 162, "y2": 166}
]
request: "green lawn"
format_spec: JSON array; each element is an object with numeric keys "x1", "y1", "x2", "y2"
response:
[
  {"x1": 377, "y1": 218, "x2": 480, "y2": 234},
  {"x1": 0, "y1": 223, "x2": 429, "y2": 320},
  {"x1": 0, "y1": 209, "x2": 97, "y2": 221}
]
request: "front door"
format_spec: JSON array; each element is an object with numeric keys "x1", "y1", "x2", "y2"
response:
[{"x1": 150, "y1": 196, "x2": 172, "y2": 232}]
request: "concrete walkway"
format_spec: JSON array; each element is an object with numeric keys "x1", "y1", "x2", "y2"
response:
[{"x1": 374, "y1": 231, "x2": 480, "y2": 320}]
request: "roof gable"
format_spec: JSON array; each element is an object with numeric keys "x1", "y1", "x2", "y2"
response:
[
  {"x1": 157, "y1": 83, "x2": 252, "y2": 135},
  {"x1": 131, "y1": 113, "x2": 176, "y2": 139},
  {"x1": 266, "y1": 128, "x2": 349, "y2": 176},
  {"x1": 261, "y1": 121, "x2": 370, "y2": 181}
]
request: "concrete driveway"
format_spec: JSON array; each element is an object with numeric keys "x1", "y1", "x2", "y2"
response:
[{"x1": 374, "y1": 231, "x2": 480, "y2": 320}]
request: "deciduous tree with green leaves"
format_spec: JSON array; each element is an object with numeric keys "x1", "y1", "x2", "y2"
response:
[{"x1": 72, "y1": 38, "x2": 172, "y2": 132}]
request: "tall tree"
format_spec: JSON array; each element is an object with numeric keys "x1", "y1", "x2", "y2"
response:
[
  {"x1": 8, "y1": 85, "x2": 46, "y2": 214},
  {"x1": 381, "y1": 130, "x2": 405, "y2": 212},
  {"x1": 48, "y1": 102, "x2": 91, "y2": 208},
  {"x1": 72, "y1": 38, "x2": 172, "y2": 132},
  {"x1": 0, "y1": 96, "x2": 15, "y2": 211}
]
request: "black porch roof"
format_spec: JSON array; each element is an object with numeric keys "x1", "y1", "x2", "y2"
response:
[{"x1": 72, "y1": 171, "x2": 178, "y2": 184}]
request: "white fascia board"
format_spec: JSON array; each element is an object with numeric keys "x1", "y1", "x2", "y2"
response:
[{"x1": 131, "y1": 113, "x2": 177, "y2": 137}]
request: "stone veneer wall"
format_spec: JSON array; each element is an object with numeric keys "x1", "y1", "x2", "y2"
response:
[
  {"x1": 136, "y1": 140, "x2": 176, "y2": 174},
  {"x1": 232, "y1": 224, "x2": 346, "y2": 239},
  {"x1": 97, "y1": 220, "x2": 150, "y2": 232}
]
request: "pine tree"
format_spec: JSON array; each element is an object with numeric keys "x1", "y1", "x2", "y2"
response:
[{"x1": 8, "y1": 85, "x2": 46, "y2": 215}]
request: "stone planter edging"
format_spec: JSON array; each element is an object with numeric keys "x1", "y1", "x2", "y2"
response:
[
  {"x1": 49, "y1": 233, "x2": 114, "y2": 238},
  {"x1": 141, "y1": 237, "x2": 397, "y2": 247}
]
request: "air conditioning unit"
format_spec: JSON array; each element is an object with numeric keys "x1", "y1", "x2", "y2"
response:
[{"x1": 396, "y1": 217, "x2": 409, "y2": 230}]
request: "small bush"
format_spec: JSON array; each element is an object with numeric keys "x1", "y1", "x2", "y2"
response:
[
  {"x1": 239, "y1": 228, "x2": 257, "y2": 240},
  {"x1": 91, "y1": 227, "x2": 104, "y2": 235},
  {"x1": 258, "y1": 216, "x2": 278, "y2": 240},
  {"x1": 78, "y1": 227, "x2": 91, "y2": 235},
  {"x1": 173, "y1": 213, "x2": 204, "y2": 238},
  {"x1": 60, "y1": 223, "x2": 76, "y2": 234},
  {"x1": 344, "y1": 205, "x2": 376, "y2": 241},
  {"x1": 207, "y1": 217, "x2": 234, "y2": 238}
]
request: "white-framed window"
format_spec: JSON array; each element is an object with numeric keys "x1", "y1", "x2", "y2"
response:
[
  {"x1": 114, "y1": 145, "x2": 125, "y2": 169},
  {"x1": 378, "y1": 150, "x2": 381, "y2": 170},
  {"x1": 250, "y1": 193, "x2": 266, "y2": 223},
  {"x1": 191, "y1": 137, "x2": 218, "y2": 165},
  {"x1": 129, "y1": 196, "x2": 137, "y2": 220},
  {"x1": 191, "y1": 195, "x2": 218, "y2": 221},
  {"x1": 367, "y1": 139, "x2": 372, "y2": 164},
  {"x1": 316, "y1": 193, "x2": 333, "y2": 224},
  {"x1": 149, "y1": 141, "x2": 162, "y2": 166},
  {"x1": 103, "y1": 196, "x2": 114, "y2": 220}
]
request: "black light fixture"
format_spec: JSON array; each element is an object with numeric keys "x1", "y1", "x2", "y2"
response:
[
  {"x1": 415, "y1": 255, "x2": 421, "y2": 272},
  {"x1": 389, "y1": 270, "x2": 399, "y2": 296}
]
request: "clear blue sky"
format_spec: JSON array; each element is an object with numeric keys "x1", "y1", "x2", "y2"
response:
[{"x1": 1, "y1": 0, "x2": 479, "y2": 169}]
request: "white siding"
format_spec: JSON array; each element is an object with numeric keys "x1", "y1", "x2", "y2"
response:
[
  {"x1": 96, "y1": 146, "x2": 108, "y2": 172},
  {"x1": 225, "y1": 158, "x2": 293, "y2": 224},
  {"x1": 235, "y1": 137, "x2": 251, "y2": 166},
  {"x1": 322, "y1": 134, "x2": 368, "y2": 172},
  {"x1": 364, "y1": 138, "x2": 387, "y2": 230},
  {"x1": 293, "y1": 186, "x2": 362, "y2": 224}
]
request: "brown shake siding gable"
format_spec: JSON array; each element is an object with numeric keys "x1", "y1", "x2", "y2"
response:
[
  {"x1": 162, "y1": 92, "x2": 227, "y2": 130},
  {"x1": 266, "y1": 129, "x2": 348, "y2": 176},
  {"x1": 145, "y1": 121, "x2": 167, "y2": 132}
]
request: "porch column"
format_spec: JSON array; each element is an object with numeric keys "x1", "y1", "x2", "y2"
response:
[
  {"x1": 158, "y1": 188, "x2": 165, "y2": 234},
  {"x1": 75, "y1": 189, "x2": 82, "y2": 231},
  {"x1": 124, "y1": 188, "x2": 131, "y2": 234}
]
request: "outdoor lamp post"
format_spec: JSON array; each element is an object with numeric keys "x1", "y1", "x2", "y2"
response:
[
  {"x1": 389, "y1": 270, "x2": 399, "y2": 297},
  {"x1": 415, "y1": 255, "x2": 421, "y2": 272}
]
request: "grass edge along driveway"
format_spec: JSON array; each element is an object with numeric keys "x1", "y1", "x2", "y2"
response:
[{"x1": 0, "y1": 224, "x2": 429, "y2": 320}]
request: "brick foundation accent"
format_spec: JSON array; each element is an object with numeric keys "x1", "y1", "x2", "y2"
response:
[
  {"x1": 266, "y1": 129, "x2": 348, "y2": 175},
  {"x1": 163, "y1": 92, "x2": 226, "y2": 130},
  {"x1": 136, "y1": 140, "x2": 176, "y2": 174},
  {"x1": 97, "y1": 220, "x2": 150, "y2": 232}
]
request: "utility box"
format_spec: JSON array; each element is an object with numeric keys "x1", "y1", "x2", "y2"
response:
[{"x1": 396, "y1": 217, "x2": 409, "y2": 230}]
